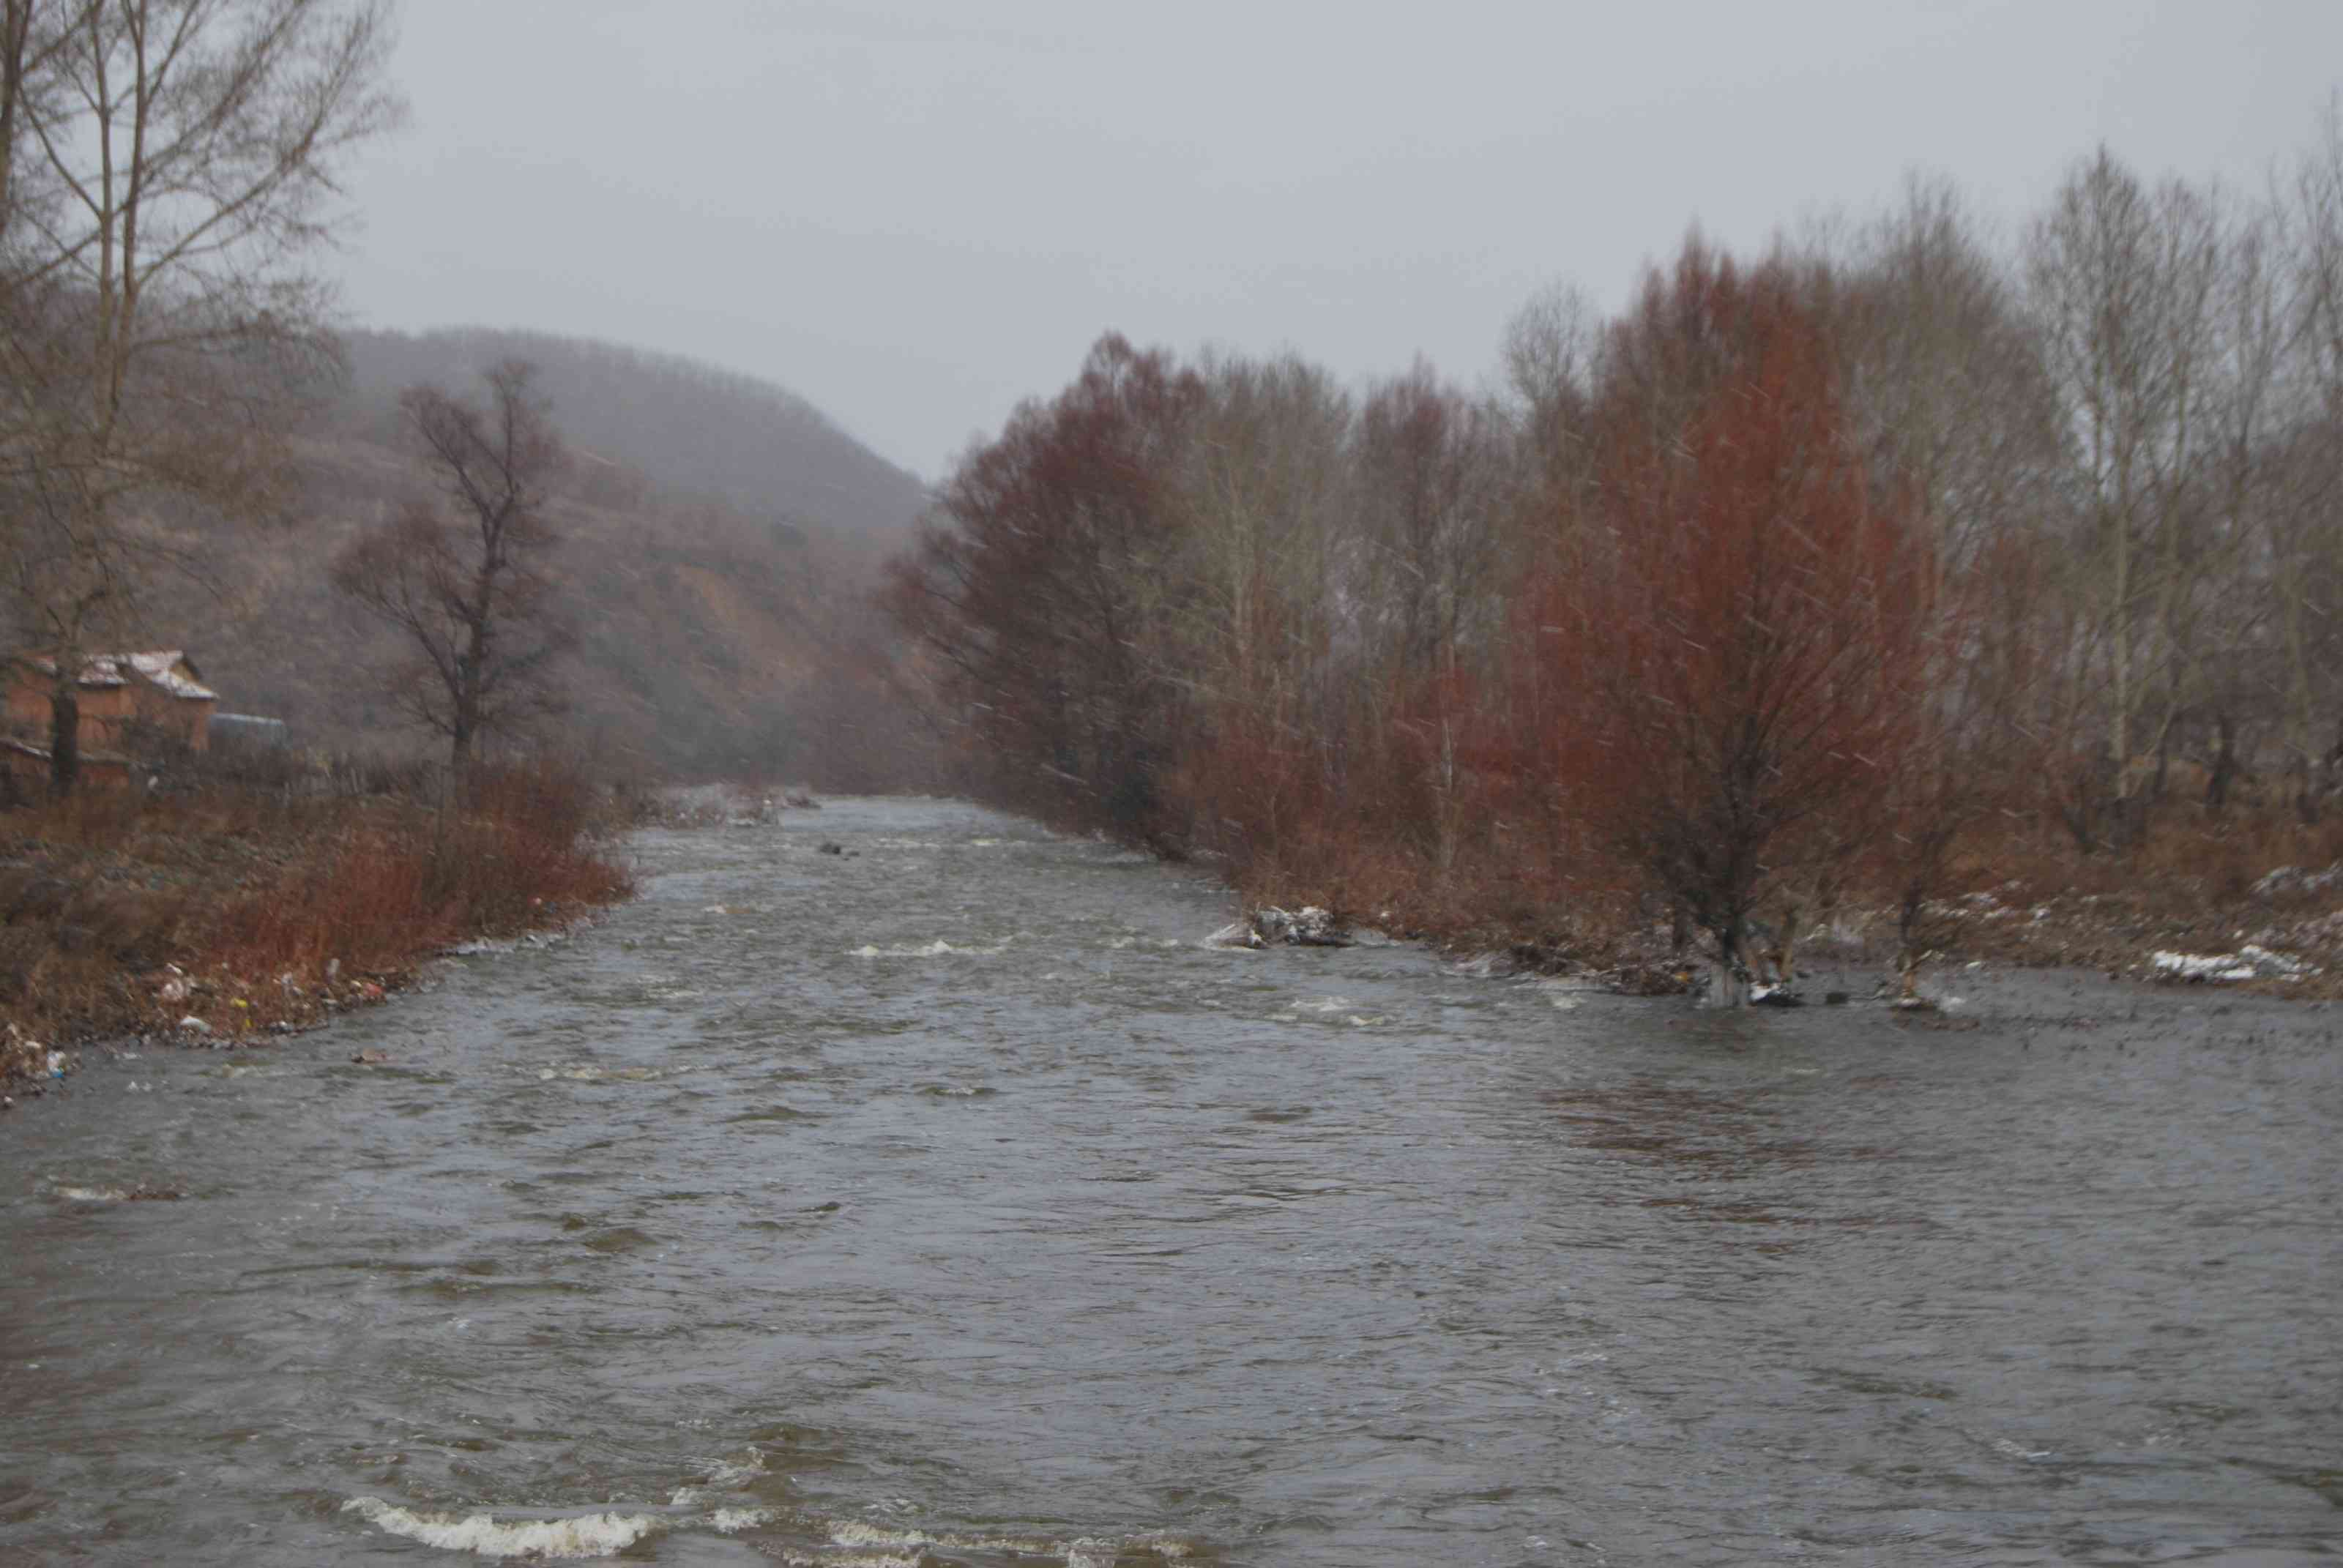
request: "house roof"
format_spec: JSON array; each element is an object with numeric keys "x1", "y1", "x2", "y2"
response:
[
  {"x1": 123, "y1": 652, "x2": 215, "y2": 701},
  {"x1": 29, "y1": 650, "x2": 217, "y2": 701}
]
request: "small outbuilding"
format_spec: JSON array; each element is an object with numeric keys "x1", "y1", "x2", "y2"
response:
[{"x1": 4, "y1": 650, "x2": 219, "y2": 756}]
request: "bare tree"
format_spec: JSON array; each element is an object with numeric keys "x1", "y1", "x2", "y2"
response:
[
  {"x1": 0, "y1": 0, "x2": 401, "y2": 793},
  {"x1": 333, "y1": 362, "x2": 572, "y2": 770},
  {"x1": 2024, "y1": 151, "x2": 2228, "y2": 845}
]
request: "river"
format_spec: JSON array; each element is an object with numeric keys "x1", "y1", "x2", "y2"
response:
[{"x1": 1, "y1": 796, "x2": 2337, "y2": 1565}]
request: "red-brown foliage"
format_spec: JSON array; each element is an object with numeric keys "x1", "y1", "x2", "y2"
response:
[
  {"x1": 1, "y1": 759, "x2": 631, "y2": 1055},
  {"x1": 1530, "y1": 252, "x2": 1938, "y2": 984},
  {"x1": 212, "y1": 761, "x2": 630, "y2": 979},
  {"x1": 883, "y1": 335, "x2": 1204, "y2": 840}
]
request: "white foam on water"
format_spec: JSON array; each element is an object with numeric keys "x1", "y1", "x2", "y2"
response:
[
  {"x1": 533, "y1": 1062, "x2": 705, "y2": 1083},
  {"x1": 827, "y1": 1520, "x2": 931, "y2": 1550},
  {"x1": 56, "y1": 1186, "x2": 127, "y2": 1202},
  {"x1": 1537, "y1": 977, "x2": 1601, "y2": 1012},
  {"x1": 849, "y1": 938, "x2": 1010, "y2": 959},
  {"x1": 340, "y1": 1496, "x2": 663, "y2": 1558},
  {"x1": 1291, "y1": 996, "x2": 1356, "y2": 1013},
  {"x1": 709, "y1": 1507, "x2": 774, "y2": 1533},
  {"x1": 699, "y1": 1446, "x2": 767, "y2": 1487},
  {"x1": 816, "y1": 1514, "x2": 1199, "y2": 1564}
]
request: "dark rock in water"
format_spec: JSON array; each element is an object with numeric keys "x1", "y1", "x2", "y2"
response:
[
  {"x1": 1824, "y1": 990, "x2": 1851, "y2": 1006},
  {"x1": 817, "y1": 842, "x2": 843, "y2": 856}
]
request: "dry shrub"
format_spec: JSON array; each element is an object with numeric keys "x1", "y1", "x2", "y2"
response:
[
  {"x1": 2, "y1": 755, "x2": 632, "y2": 1056},
  {"x1": 212, "y1": 759, "x2": 632, "y2": 979}
]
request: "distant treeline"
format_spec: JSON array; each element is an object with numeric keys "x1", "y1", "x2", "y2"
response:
[{"x1": 885, "y1": 116, "x2": 2343, "y2": 985}]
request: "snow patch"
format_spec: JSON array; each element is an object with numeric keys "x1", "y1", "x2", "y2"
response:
[
  {"x1": 2151, "y1": 944, "x2": 2317, "y2": 982},
  {"x1": 2252, "y1": 862, "x2": 2342, "y2": 899}
]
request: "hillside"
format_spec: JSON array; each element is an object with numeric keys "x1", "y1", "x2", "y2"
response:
[
  {"x1": 336, "y1": 328, "x2": 932, "y2": 537},
  {"x1": 120, "y1": 331, "x2": 939, "y2": 785}
]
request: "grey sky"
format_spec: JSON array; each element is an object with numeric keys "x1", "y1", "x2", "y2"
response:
[{"x1": 335, "y1": 0, "x2": 2342, "y2": 480}]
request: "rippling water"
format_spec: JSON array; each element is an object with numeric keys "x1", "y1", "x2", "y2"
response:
[{"x1": 2, "y1": 797, "x2": 2338, "y2": 1565}]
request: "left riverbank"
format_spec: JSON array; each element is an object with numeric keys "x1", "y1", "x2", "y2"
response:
[{"x1": 1, "y1": 756, "x2": 637, "y2": 1097}]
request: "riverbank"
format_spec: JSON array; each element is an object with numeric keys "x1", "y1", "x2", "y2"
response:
[
  {"x1": 1, "y1": 758, "x2": 635, "y2": 1095},
  {"x1": 1218, "y1": 801, "x2": 2343, "y2": 1003}
]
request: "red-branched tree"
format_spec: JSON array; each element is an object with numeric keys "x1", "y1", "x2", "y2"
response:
[
  {"x1": 1535, "y1": 250, "x2": 1938, "y2": 1002},
  {"x1": 882, "y1": 335, "x2": 1204, "y2": 843}
]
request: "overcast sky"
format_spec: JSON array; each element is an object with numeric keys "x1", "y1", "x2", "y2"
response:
[{"x1": 334, "y1": 0, "x2": 2343, "y2": 479}]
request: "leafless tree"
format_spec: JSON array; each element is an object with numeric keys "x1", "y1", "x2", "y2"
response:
[
  {"x1": 2025, "y1": 150, "x2": 2227, "y2": 845},
  {"x1": 0, "y1": 0, "x2": 401, "y2": 792},
  {"x1": 333, "y1": 362, "x2": 573, "y2": 770}
]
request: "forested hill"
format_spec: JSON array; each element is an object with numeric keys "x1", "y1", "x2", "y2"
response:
[
  {"x1": 335, "y1": 327, "x2": 931, "y2": 537},
  {"x1": 121, "y1": 327, "x2": 939, "y2": 785}
]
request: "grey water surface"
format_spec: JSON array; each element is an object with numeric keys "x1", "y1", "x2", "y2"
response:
[{"x1": 1, "y1": 797, "x2": 2337, "y2": 1566}]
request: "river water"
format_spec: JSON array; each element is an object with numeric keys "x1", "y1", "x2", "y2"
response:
[{"x1": 1, "y1": 796, "x2": 2337, "y2": 1566}]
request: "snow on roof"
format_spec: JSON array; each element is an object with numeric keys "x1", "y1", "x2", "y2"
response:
[
  {"x1": 26, "y1": 650, "x2": 216, "y2": 699},
  {"x1": 31, "y1": 654, "x2": 123, "y2": 687},
  {"x1": 124, "y1": 652, "x2": 216, "y2": 701}
]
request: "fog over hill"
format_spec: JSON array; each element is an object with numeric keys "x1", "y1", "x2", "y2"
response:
[
  {"x1": 123, "y1": 328, "x2": 940, "y2": 785},
  {"x1": 336, "y1": 327, "x2": 934, "y2": 537}
]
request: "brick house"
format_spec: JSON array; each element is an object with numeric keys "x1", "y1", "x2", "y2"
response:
[{"x1": 2, "y1": 651, "x2": 219, "y2": 785}]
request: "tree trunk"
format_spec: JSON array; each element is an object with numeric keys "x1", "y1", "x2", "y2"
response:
[
  {"x1": 1703, "y1": 919, "x2": 1751, "y2": 1009},
  {"x1": 48, "y1": 687, "x2": 79, "y2": 799},
  {"x1": 2206, "y1": 712, "x2": 2237, "y2": 810}
]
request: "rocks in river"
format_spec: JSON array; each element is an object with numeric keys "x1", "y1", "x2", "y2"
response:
[
  {"x1": 817, "y1": 842, "x2": 844, "y2": 856},
  {"x1": 1207, "y1": 906, "x2": 1354, "y2": 949}
]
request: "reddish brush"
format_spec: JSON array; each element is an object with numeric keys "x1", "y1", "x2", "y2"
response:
[{"x1": 1, "y1": 758, "x2": 632, "y2": 1055}]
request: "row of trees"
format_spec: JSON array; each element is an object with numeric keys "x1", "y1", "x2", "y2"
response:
[
  {"x1": 0, "y1": 0, "x2": 401, "y2": 791},
  {"x1": 887, "y1": 111, "x2": 2343, "y2": 1001}
]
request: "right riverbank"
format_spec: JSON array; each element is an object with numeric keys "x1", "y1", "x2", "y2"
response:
[{"x1": 1207, "y1": 799, "x2": 2343, "y2": 1005}]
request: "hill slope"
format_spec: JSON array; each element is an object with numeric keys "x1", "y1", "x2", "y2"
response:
[
  {"x1": 337, "y1": 327, "x2": 932, "y2": 536},
  {"x1": 121, "y1": 329, "x2": 936, "y2": 784}
]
